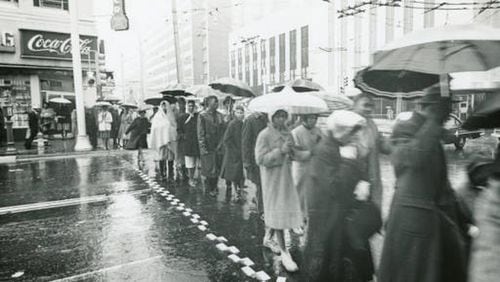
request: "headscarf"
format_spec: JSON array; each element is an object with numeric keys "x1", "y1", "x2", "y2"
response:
[
  {"x1": 150, "y1": 101, "x2": 177, "y2": 151},
  {"x1": 326, "y1": 110, "x2": 366, "y2": 141}
]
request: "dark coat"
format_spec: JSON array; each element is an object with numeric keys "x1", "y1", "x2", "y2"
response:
[
  {"x1": 197, "y1": 110, "x2": 226, "y2": 177},
  {"x1": 241, "y1": 112, "x2": 267, "y2": 185},
  {"x1": 125, "y1": 117, "x2": 150, "y2": 150},
  {"x1": 110, "y1": 107, "x2": 121, "y2": 138},
  {"x1": 221, "y1": 119, "x2": 244, "y2": 183},
  {"x1": 379, "y1": 112, "x2": 467, "y2": 282},
  {"x1": 302, "y1": 136, "x2": 375, "y2": 281},
  {"x1": 178, "y1": 112, "x2": 200, "y2": 157},
  {"x1": 28, "y1": 111, "x2": 39, "y2": 133}
]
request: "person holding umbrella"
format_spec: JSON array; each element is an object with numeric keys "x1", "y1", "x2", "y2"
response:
[
  {"x1": 96, "y1": 103, "x2": 113, "y2": 150},
  {"x1": 379, "y1": 85, "x2": 467, "y2": 282},
  {"x1": 197, "y1": 95, "x2": 226, "y2": 197},
  {"x1": 125, "y1": 107, "x2": 150, "y2": 165},
  {"x1": 24, "y1": 105, "x2": 39, "y2": 150},
  {"x1": 255, "y1": 108, "x2": 302, "y2": 272},
  {"x1": 119, "y1": 104, "x2": 136, "y2": 148},
  {"x1": 150, "y1": 101, "x2": 178, "y2": 180}
]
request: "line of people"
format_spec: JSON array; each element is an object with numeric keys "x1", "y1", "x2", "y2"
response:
[{"x1": 125, "y1": 89, "x2": 499, "y2": 281}]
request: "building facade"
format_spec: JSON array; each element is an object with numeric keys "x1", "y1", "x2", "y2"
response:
[
  {"x1": 0, "y1": 0, "x2": 99, "y2": 138},
  {"x1": 137, "y1": 0, "x2": 231, "y2": 98}
]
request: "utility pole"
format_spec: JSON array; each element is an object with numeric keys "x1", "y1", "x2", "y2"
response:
[
  {"x1": 171, "y1": 0, "x2": 184, "y2": 84},
  {"x1": 69, "y1": 0, "x2": 92, "y2": 151}
]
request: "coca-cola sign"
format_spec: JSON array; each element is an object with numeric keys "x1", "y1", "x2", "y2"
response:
[{"x1": 20, "y1": 29, "x2": 97, "y2": 60}]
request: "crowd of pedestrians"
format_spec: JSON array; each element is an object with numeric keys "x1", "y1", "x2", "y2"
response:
[{"x1": 22, "y1": 89, "x2": 494, "y2": 281}]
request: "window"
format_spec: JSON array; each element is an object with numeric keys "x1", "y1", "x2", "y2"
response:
[
  {"x1": 49, "y1": 80, "x2": 62, "y2": 88},
  {"x1": 279, "y1": 33, "x2": 286, "y2": 82},
  {"x1": 290, "y1": 30, "x2": 297, "y2": 71},
  {"x1": 301, "y1": 25, "x2": 309, "y2": 77},
  {"x1": 1, "y1": 0, "x2": 19, "y2": 3},
  {"x1": 269, "y1": 37, "x2": 275, "y2": 83},
  {"x1": 33, "y1": 0, "x2": 68, "y2": 11}
]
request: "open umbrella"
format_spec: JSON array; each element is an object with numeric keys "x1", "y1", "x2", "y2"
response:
[
  {"x1": 272, "y1": 78, "x2": 325, "y2": 92},
  {"x1": 248, "y1": 86, "x2": 328, "y2": 114},
  {"x1": 49, "y1": 97, "x2": 72, "y2": 104},
  {"x1": 463, "y1": 92, "x2": 500, "y2": 130},
  {"x1": 95, "y1": 101, "x2": 112, "y2": 107},
  {"x1": 121, "y1": 102, "x2": 138, "y2": 109},
  {"x1": 144, "y1": 95, "x2": 176, "y2": 106},
  {"x1": 209, "y1": 77, "x2": 255, "y2": 97},
  {"x1": 309, "y1": 91, "x2": 353, "y2": 114},
  {"x1": 103, "y1": 97, "x2": 121, "y2": 103},
  {"x1": 361, "y1": 24, "x2": 500, "y2": 98},
  {"x1": 160, "y1": 83, "x2": 190, "y2": 97},
  {"x1": 185, "y1": 85, "x2": 227, "y2": 99}
]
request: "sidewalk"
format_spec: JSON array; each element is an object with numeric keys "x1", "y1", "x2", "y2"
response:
[{"x1": 0, "y1": 138, "x2": 132, "y2": 163}]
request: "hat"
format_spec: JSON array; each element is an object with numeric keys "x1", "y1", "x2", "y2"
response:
[
  {"x1": 468, "y1": 156, "x2": 500, "y2": 187},
  {"x1": 326, "y1": 110, "x2": 366, "y2": 140},
  {"x1": 418, "y1": 84, "x2": 450, "y2": 105}
]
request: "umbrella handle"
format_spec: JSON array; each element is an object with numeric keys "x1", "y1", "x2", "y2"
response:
[{"x1": 439, "y1": 74, "x2": 450, "y2": 97}]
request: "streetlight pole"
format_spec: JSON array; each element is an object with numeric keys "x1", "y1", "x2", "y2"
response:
[{"x1": 69, "y1": 0, "x2": 92, "y2": 151}]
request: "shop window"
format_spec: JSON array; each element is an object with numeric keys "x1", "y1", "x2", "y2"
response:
[
  {"x1": 49, "y1": 80, "x2": 62, "y2": 88},
  {"x1": 0, "y1": 78, "x2": 31, "y2": 128},
  {"x1": 33, "y1": 0, "x2": 68, "y2": 11}
]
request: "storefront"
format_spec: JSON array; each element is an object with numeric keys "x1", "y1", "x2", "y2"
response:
[{"x1": 0, "y1": 28, "x2": 98, "y2": 140}]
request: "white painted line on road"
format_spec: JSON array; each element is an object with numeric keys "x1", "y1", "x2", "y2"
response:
[
  {"x1": 191, "y1": 218, "x2": 199, "y2": 224},
  {"x1": 199, "y1": 220, "x2": 208, "y2": 226},
  {"x1": 241, "y1": 266, "x2": 256, "y2": 278},
  {"x1": 215, "y1": 243, "x2": 229, "y2": 251},
  {"x1": 182, "y1": 211, "x2": 191, "y2": 217},
  {"x1": 198, "y1": 225, "x2": 207, "y2": 231},
  {"x1": 176, "y1": 206, "x2": 185, "y2": 211},
  {"x1": 0, "y1": 195, "x2": 108, "y2": 215},
  {"x1": 185, "y1": 208, "x2": 193, "y2": 212},
  {"x1": 239, "y1": 257, "x2": 255, "y2": 267},
  {"x1": 227, "y1": 246, "x2": 240, "y2": 254},
  {"x1": 51, "y1": 256, "x2": 164, "y2": 282},
  {"x1": 216, "y1": 236, "x2": 228, "y2": 243},
  {"x1": 255, "y1": 271, "x2": 271, "y2": 281},
  {"x1": 192, "y1": 214, "x2": 200, "y2": 219},
  {"x1": 228, "y1": 254, "x2": 241, "y2": 263},
  {"x1": 206, "y1": 233, "x2": 217, "y2": 241},
  {"x1": 276, "y1": 277, "x2": 287, "y2": 282}
]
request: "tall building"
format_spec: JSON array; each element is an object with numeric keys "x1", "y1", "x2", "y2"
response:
[
  {"x1": 140, "y1": 0, "x2": 232, "y2": 98},
  {"x1": 0, "y1": 0, "x2": 99, "y2": 140}
]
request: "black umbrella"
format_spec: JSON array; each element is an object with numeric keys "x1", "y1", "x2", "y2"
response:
[
  {"x1": 354, "y1": 67, "x2": 440, "y2": 99},
  {"x1": 144, "y1": 95, "x2": 176, "y2": 106},
  {"x1": 463, "y1": 93, "x2": 500, "y2": 130},
  {"x1": 272, "y1": 78, "x2": 325, "y2": 93},
  {"x1": 160, "y1": 83, "x2": 192, "y2": 97},
  {"x1": 209, "y1": 77, "x2": 255, "y2": 97}
]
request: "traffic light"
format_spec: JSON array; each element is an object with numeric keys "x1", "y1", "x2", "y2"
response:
[{"x1": 86, "y1": 71, "x2": 96, "y2": 86}]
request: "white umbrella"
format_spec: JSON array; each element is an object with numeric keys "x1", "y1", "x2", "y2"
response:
[
  {"x1": 95, "y1": 101, "x2": 112, "y2": 107},
  {"x1": 309, "y1": 91, "x2": 353, "y2": 113},
  {"x1": 49, "y1": 97, "x2": 72, "y2": 104},
  {"x1": 248, "y1": 86, "x2": 328, "y2": 114},
  {"x1": 372, "y1": 24, "x2": 500, "y2": 96}
]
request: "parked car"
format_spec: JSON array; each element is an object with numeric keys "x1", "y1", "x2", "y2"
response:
[{"x1": 396, "y1": 112, "x2": 483, "y2": 150}]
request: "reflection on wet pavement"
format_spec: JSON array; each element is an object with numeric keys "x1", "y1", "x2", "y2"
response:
[{"x1": 0, "y1": 144, "x2": 477, "y2": 281}]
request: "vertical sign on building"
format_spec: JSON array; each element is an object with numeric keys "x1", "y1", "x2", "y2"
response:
[
  {"x1": 301, "y1": 26, "x2": 309, "y2": 78},
  {"x1": 245, "y1": 44, "x2": 250, "y2": 85},
  {"x1": 279, "y1": 33, "x2": 286, "y2": 83},
  {"x1": 269, "y1": 37, "x2": 276, "y2": 83},
  {"x1": 111, "y1": 0, "x2": 129, "y2": 31},
  {"x1": 230, "y1": 50, "x2": 236, "y2": 79},
  {"x1": 237, "y1": 48, "x2": 243, "y2": 80},
  {"x1": 252, "y1": 44, "x2": 258, "y2": 87},
  {"x1": 289, "y1": 30, "x2": 297, "y2": 79}
]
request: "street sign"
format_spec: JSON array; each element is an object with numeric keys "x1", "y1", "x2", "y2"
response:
[{"x1": 111, "y1": 0, "x2": 129, "y2": 31}]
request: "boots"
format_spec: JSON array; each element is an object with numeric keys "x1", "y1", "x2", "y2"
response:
[
  {"x1": 167, "y1": 160, "x2": 175, "y2": 181},
  {"x1": 159, "y1": 160, "x2": 166, "y2": 179}
]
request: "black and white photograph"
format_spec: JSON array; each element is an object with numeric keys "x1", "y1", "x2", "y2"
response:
[{"x1": 1, "y1": 0, "x2": 500, "y2": 281}]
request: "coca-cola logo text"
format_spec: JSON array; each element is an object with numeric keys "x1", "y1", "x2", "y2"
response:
[{"x1": 27, "y1": 34, "x2": 93, "y2": 56}]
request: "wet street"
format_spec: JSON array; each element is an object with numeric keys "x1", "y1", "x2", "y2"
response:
[{"x1": 0, "y1": 138, "x2": 495, "y2": 281}]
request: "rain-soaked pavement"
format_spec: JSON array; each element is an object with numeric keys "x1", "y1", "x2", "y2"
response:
[{"x1": 0, "y1": 136, "x2": 497, "y2": 281}]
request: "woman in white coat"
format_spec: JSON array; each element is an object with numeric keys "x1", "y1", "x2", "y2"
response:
[{"x1": 150, "y1": 101, "x2": 178, "y2": 180}]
